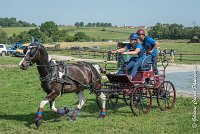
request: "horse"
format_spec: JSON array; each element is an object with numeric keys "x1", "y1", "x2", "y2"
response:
[{"x1": 19, "y1": 39, "x2": 107, "y2": 127}]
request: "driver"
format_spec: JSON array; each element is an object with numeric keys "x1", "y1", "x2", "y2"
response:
[{"x1": 112, "y1": 33, "x2": 146, "y2": 80}]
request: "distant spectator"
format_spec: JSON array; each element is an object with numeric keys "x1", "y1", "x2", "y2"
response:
[
  {"x1": 163, "y1": 48, "x2": 167, "y2": 61},
  {"x1": 158, "y1": 50, "x2": 163, "y2": 62},
  {"x1": 169, "y1": 48, "x2": 175, "y2": 63}
]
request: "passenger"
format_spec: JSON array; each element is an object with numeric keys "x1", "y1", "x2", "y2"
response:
[
  {"x1": 112, "y1": 33, "x2": 146, "y2": 80},
  {"x1": 137, "y1": 29, "x2": 159, "y2": 75}
]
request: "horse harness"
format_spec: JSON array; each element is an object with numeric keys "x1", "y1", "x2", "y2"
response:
[{"x1": 40, "y1": 61, "x2": 100, "y2": 94}]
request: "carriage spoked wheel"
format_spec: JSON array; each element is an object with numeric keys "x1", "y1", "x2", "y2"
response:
[
  {"x1": 130, "y1": 85, "x2": 152, "y2": 116},
  {"x1": 157, "y1": 81, "x2": 176, "y2": 111}
]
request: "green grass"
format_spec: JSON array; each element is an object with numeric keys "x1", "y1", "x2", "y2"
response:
[
  {"x1": 1, "y1": 26, "x2": 139, "y2": 40},
  {"x1": 60, "y1": 27, "x2": 138, "y2": 41},
  {"x1": 0, "y1": 27, "x2": 37, "y2": 37},
  {"x1": 0, "y1": 57, "x2": 199, "y2": 134}
]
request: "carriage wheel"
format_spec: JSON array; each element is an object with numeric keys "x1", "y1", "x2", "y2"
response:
[
  {"x1": 130, "y1": 85, "x2": 152, "y2": 116},
  {"x1": 123, "y1": 89, "x2": 132, "y2": 106},
  {"x1": 96, "y1": 93, "x2": 118, "y2": 110},
  {"x1": 157, "y1": 81, "x2": 176, "y2": 111}
]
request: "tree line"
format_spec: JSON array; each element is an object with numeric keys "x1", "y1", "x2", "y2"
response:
[
  {"x1": 0, "y1": 18, "x2": 37, "y2": 27},
  {"x1": 75, "y1": 22, "x2": 112, "y2": 27},
  {"x1": 148, "y1": 23, "x2": 200, "y2": 39},
  {"x1": 6, "y1": 21, "x2": 103, "y2": 44}
]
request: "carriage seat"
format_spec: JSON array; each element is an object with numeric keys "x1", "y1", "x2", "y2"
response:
[{"x1": 138, "y1": 55, "x2": 153, "y2": 71}]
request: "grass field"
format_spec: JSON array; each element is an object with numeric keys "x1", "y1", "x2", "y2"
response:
[
  {"x1": 0, "y1": 27, "x2": 37, "y2": 37},
  {"x1": 0, "y1": 56, "x2": 199, "y2": 134},
  {"x1": 60, "y1": 27, "x2": 139, "y2": 41},
  {"x1": 1, "y1": 26, "x2": 138, "y2": 41}
]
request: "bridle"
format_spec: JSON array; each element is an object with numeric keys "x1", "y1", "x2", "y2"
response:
[{"x1": 24, "y1": 45, "x2": 40, "y2": 66}]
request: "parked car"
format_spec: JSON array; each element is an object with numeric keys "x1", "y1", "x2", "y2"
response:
[
  {"x1": 7, "y1": 46, "x2": 17, "y2": 56},
  {"x1": 6, "y1": 42, "x2": 23, "y2": 56},
  {"x1": 0, "y1": 44, "x2": 7, "y2": 56},
  {"x1": 15, "y1": 45, "x2": 28, "y2": 57},
  {"x1": 13, "y1": 42, "x2": 23, "y2": 48}
]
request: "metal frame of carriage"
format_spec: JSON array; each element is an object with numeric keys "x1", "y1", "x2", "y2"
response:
[{"x1": 96, "y1": 55, "x2": 176, "y2": 116}]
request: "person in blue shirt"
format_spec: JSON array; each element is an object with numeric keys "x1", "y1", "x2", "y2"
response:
[
  {"x1": 137, "y1": 29, "x2": 159, "y2": 75},
  {"x1": 112, "y1": 33, "x2": 146, "y2": 80}
]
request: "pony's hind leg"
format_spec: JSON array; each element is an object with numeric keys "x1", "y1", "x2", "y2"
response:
[
  {"x1": 70, "y1": 90, "x2": 86, "y2": 120},
  {"x1": 98, "y1": 92, "x2": 107, "y2": 118}
]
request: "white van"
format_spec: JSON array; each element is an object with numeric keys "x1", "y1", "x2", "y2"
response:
[{"x1": 0, "y1": 44, "x2": 7, "y2": 56}]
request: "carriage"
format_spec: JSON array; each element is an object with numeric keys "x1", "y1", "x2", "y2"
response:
[
  {"x1": 19, "y1": 39, "x2": 176, "y2": 127},
  {"x1": 95, "y1": 55, "x2": 176, "y2": 115}
]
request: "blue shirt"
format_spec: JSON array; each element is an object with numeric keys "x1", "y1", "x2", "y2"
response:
[
  {"x1": 143, "y1": 36, "x2": 158, "y2": 57},
  {"x1": 125, "y1": 43, "x2": 146, "y2": 60}
]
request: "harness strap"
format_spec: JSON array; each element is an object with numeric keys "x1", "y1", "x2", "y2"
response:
[{"x1": 40, "y1": 61, "x2": 101, "y2": 94}]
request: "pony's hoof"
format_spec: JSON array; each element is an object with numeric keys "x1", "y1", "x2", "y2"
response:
[
  {"x1": 35, "y1": 118, "x2": 42, "y2": 128},
  {"x1": 97, "y1": 112, "x2": 106, "y2": 119},
  {"x1": 69, "y1": 113, "x2": 77, "y2": 121},
  {"x1": 69, "y1": 109, "x2": 79, "y2": 121},
  {"x1": 64, "y1": 107, "x2": 70, "y2": 114}
]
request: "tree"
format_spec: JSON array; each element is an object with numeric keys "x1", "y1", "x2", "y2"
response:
[
  {"x1": 75, "y1": 22, "x2": 80, "y2": 28},
  {"x1": 87, "y1": 22, "x2": 92, "y2": 27},
  {"x1": 28, "y1": 28, "x2": 48, "y2": 43},
  {"x1": 74, "y1": 32, "x2": 89, "y2": 41},
  {"x1": 96, "y1": 22, "x2": 100, "y2": 27},
  {"x1": 0, "y1": 17, "x2": 36, "y2": 27},
  {"x1": 40, "y1": 21, "x2": 59, "y2": 38},
  {"x1": 0, "y1": 29, "x2": 8, "y2": 43},
  {"x1": 16, "y1": 31, "x2": 31, "y2": 43},
  {"x1": 58, "y1": 29, "x2": 69, "y2": 41},
  {"x1": 65, "y1": 36, "x2": 74, "y2": 42},
  {"x1": 92, "y1": 23, "x2": 96, "y2": 27},
  {"x1": 100, "y1": 23, "x2": 104, "y2": 27},
  {"x1": 80, "y1": 22, "x2": 84, "y2": 27},
  {"x1": 108, "y1": 23, "x2": 112, "y2": 27},
  {"x1": 148, "y1": 23, "x2": 186, "y2": 39}
]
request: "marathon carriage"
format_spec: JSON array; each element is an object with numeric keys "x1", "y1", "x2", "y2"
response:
[{"x1": 96, "y1": 55, "x2": 176, "y2": 115}]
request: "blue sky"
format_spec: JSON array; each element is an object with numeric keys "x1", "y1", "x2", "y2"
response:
[{"x1": 1, "y1": 0, "x2": 199, "y2": 27}]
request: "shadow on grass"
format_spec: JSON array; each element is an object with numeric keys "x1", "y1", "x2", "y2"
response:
[
  {"x1": 0, "y1": 111, "x2": 66, "y2": 128},
  {"x1": 0, "y1": 98, "x2": 163, "y2": 128}
]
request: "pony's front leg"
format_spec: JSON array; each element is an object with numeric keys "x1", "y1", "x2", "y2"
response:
[
  {"x1": 49, "y1": 100, "x2": 69, "y2": 115},
  {"x1": 35, "y1": 91, "x2": 60, "y2": 127},
  {"x1": 70, "y1": 90, "x2": 86, "y2": 120},
  {"x1": 98, "y1": 92, "x2": 107, "y2": 119}
]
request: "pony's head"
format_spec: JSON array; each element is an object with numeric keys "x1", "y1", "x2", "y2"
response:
[{"x1": 19, "y1": 37, "x2": 48, "y2": 70}]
